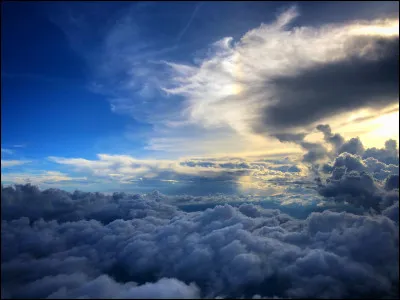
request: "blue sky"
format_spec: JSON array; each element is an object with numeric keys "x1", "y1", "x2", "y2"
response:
[{"x1": 1, "y1": 1, "x2": 399, "y2": 194}]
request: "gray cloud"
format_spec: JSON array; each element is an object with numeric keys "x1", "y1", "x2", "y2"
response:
[
  {"x1": 338, "y1": 137, "x2": 365, "y2": 156},
  {"x1": 273, "y1": 132, "x2": 329, "y2": 164},
  {"x1": 255, "y1": 37, "x2": 399, "y2": 132},
  {"x1": 316, "y1": 146, "x2": 399, "y2": 211},
  {"x1": 385, "y1": 174, "x2": 399, "y2": 191},
  {"x1": 272, "y1": 124, "x2": 400, "y2": 215},
  {"x1": 363, "y1": 139, "x2": 400, "y2": 165},
  {"x1": 316, "y1": 124, "x2": 345, "y2": 151},
  {"x1": 1, "y1": 183, "x2": 399, "y2": 299}
]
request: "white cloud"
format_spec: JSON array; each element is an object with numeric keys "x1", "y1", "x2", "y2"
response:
[
  {"x1": 1, "y1": 160, "x2": 30, "y2": 168},
  {"x1": 160, "y1": 9, "x2": 398, "y2": 139},
  {"x1": 1, "y1": 148, "x2": 14, "y2": 155},
  {"x1": 1, "y1": 171, "x2": 89, "y2": 186},
  {"x1": 47, "y1": 4, "x2": 399, "y2": 158},
  {"x1": 47, "y1": 153, "x2": 309, "y2": 185},
  {"x1": 88, "y1": 6, "x2": 398, "y2": 157}
]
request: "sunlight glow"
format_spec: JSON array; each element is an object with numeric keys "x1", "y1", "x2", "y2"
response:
[
  {"x1": 369, "y1": 111, "x2": 399, "y2": 139},
  {"x1": 359, "y1": 110, "x2": 400, "y2": 148},
  {"x1": 219, "y1": 83, "x2": 243, "y2": 96},
  {"x1": 349, "y1": 20, "x2": 399, "y2": 37}
]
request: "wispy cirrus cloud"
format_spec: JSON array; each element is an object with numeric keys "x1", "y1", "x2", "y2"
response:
[
  {"x1": 1, "y1": 148, "x2": 14, "y2": 155},
  {"x1": 175, "y1": 2, "x2": 204, "y2": 43},
  {"x1": 1, "y1": 160, "x2": 30, "y2": 168}
]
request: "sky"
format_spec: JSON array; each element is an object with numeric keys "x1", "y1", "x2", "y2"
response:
[
  {"x1": 1, "y1": 1, "x2": 399, "y2": 195},
  {"x1": 1, "y1": 2, "x2": 400, "y2": 299}
]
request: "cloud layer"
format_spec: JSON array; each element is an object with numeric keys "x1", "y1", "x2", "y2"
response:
[
  {"x1": 5, "y1": 123, "x2": 398, "y2": 298},
  {"x1": 2, "y1": 178, "x2": 398, "y2": 299}
]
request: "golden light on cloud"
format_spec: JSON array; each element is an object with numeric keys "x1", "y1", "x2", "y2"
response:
[
  {"x1": 316, "y1": 104, "x2": 399, "y2": 150},
  {"x1": 338, "y1": 107, "x2": 400, "y2": 149},
  {"x1": 349, "y1": 20, "x2": 399, "y2": 37},
  {"x1": 226, "y1": 83, "x2": 243, "y2": 95},
  {"x1": 364, "y1": 110, "x2": 399, "y2": 142}
]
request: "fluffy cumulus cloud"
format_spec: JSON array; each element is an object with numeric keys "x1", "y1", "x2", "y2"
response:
[
  {"x1": 2, "y1": 128, "x2": 399, "y2": 299},
  {"x1": 2, "y1": 182, "x2": 399, "y2": 299},
  {"x1": 313, "y1": 126, "x2": 399, "y2": 213}
]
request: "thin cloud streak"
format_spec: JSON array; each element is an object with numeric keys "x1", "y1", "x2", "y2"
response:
[
  {"x1": 1, "y1": 160, "x2": 30, "y2": 168},
  {"x1": 175, "y1": 2, "x2": 204, "y2": 43}
]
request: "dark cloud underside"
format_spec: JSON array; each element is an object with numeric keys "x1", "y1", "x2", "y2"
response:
[{"x1": 255, "y1": 37, "x2": 399, "y2": 132}]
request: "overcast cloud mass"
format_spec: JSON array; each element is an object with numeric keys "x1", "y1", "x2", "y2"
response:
[{"x1": 1, "y1": 1, "x2": 399, "y2": 299}]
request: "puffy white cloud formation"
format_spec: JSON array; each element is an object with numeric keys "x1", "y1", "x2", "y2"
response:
[{"x1": 1, "y1": 183, "x2": 398, "y2": 299}]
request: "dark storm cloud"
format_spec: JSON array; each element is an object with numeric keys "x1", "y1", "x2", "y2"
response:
[
  {"x1": 1, "y1": 184, "x2": 399, "y2": 299},
  {"x1": 256, "y1": 37, "x2": 399, "y2": 131}
]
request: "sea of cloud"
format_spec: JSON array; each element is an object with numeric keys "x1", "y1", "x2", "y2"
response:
[{"x1": 2, "y1": 134, "x2": 399, "y2": 299}]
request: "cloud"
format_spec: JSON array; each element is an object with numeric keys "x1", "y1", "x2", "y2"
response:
[
  {"x1": 338, "y1": 137, "x2": 365, "y2": 156},
  {"x1": 256, "y1": 37, "x2": 398, "y2": 131},
  {"x1": 49, "y1": 4, "x2": 398, "y2": 157},
  {"x1": 43, "y1": 153, "x2": 313, "y2": 196},
  {"x1": 4, "y1": 272, "x2": 199, "y2": 299},
  {"x1": 385, "y1": 174, "x2": 399, "y2": 191},
  {"x1": 273, "y1": 132, "x2": 330, "y2": 165},
  {"x1": 1, "y1": 148, "x2": 14, "y2": 155},
  {"x1": 162, "y1": 9, "x2": 399, "y2": 139},
  {"x1": 316, "y1": 124, "x2": 345, "y2": 151},
  {"x1": 1, "y1": 184, "x2": 398, "y2": 298},
  {"x1": 1, "y1": 171, "x2": 93, "y2": 190},
  {"x1": 47, "y1": 154, "x2": 306, "y2": 184},
  {"x1": 266, "y1": 123, "x2": 400, "y2": 213},
  {"x1": 363, "y1": 139, "x2": 400, "y2": 165},
  {"x1": 316, "y1": 137, "x2": 399, "y2": 211},
  {"x1": 175, "y1": 2, "x2": 204, "y2": 43},
  {"x1": 1, "y1": 160, "x2": 30, "y2": 168}
]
